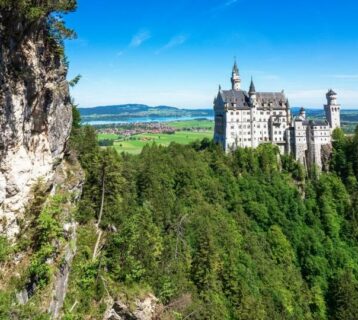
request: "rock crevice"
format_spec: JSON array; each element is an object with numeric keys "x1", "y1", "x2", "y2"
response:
[{"x1": 0, "y1": 10, "x2": 72, "y2": 238}]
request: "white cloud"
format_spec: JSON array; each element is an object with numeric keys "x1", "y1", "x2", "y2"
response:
[
  {"x1": 287, "y1": 89, "x2": 358, "y2": 108},
  {"x1": 225, "y1": 0, "x2": 239, "y2": 7},
  {"x1": 327, "y1": 74, "x2": 358, "y2": 80},
  {"x1": 129, "y1": 30, "x2": 151, "y2": 48},
  {"x1": 156, "y1": 35, "x2": 188, "y2": 54},
  {"x1": 210, "y1": 0, "x2": 240, "y2": 13}
]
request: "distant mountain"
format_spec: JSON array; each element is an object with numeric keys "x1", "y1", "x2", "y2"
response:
[
  {"x1": 79, "y1": 104, "x2": 213, "y2": 115},
  {"x1": 79, "y1": 104, "x2": 214, "y2": 122},
  {"x1": 79, "y1": 104, "x2": 184, "y2": 116}
]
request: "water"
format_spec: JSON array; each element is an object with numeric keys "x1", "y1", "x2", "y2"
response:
[{"x1": 82, "y1": 115, "x2": 214, "y2": 126}]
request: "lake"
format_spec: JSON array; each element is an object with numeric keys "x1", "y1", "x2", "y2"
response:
[{"x1": 83, "y1": 116, "x2": 214, "y2": 125}]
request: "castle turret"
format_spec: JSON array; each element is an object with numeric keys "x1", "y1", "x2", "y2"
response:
[
  {"x1": 324, "y1": 89, "x2": 341, "y2": 131},
  {"x1": 231, "y1": 61, "x2": 241, "y2": 91},
  {"x1": 299, "y1": 107, "x2": 306, "y2": 120},
  {"x1": 249, "y1": 77, "x2": 257, "y2": 104}
]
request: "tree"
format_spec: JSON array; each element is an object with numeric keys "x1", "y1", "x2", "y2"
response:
[{"x1": 329, "y1": 270, "x2": 358, "y2": 320}]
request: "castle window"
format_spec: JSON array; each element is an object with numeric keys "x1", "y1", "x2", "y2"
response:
[{"x1": 231, "y1": 112, "x2": 233, "y2": 115}]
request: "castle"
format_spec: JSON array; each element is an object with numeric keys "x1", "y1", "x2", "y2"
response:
[{"x1": 213, "y1": 62, "x2": 341, "y2": 169}]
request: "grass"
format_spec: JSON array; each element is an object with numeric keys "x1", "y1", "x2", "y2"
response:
[
  {"x1": 97, "y1": 133, "x2": 119, "y2": 140},
  {"x1": 167, "y1": 119, "x2": 214, "y2": 129},
  {"x1": 114, "y1": 131, "x2": 213, "y2": 154},
  {"x1": 96, "y1": 119, "x2": 214, "y2": 154}
]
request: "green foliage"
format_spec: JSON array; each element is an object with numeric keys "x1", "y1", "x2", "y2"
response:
[
  {"x1": 71, "y1": 104, "x2": 81, "y2": 130},
  {"x1": 64, "y1": 123, "x2": 358, "y2": 319},
  {"x1": 0, "y1": 237, "x2": 10, "y2": 262},
  {"x1": 328, "y1": 269, "x2": 358, "y2": 320},
  {"x1": 28, "y1": 195, "x2": 66, "y2": 288}
]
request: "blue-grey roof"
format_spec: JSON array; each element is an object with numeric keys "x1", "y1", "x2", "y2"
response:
[
  {"x1": 219, "y1": 89, "x2": 288, "y2": 110},
  {"x1": 249, "y1": 78, "x2": 256, "y2": 94},
  {"x1": 233, "y1": 62, "x2": 239, "y2": 74},
  {"x1": 309, "y1": 120, "x2": 329, "y2": 126},
  {"x1": 256, "y1": 92, "x2": 287, "y2": 109},
  {"x1": 220, "y1": 90, "x2": 250, "y2": 109},
  {"x1": 327, "y1": 89, "x2": 337, "y2": 96}
]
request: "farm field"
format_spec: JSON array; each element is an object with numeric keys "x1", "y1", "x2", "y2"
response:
[
  {"x1": 113, "y1": 131, "x2": 213, "y2": 154},
  {"x1": 96, "y1": 119, "x2": 214, "y2": 154},
  {"x1": 168, "y1": 119, "x2": 214, "y2": 129}
]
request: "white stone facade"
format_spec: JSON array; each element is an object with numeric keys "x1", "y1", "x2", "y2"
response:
[{"x1": 214, "y1": 63, "x2": 341, "y2": 169}]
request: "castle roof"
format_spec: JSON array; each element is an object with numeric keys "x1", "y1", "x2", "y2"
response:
[
  {"x1": 294, "y1": 119, "x2": 329, "y2": 127},
  {"x1": 233, "y1": 61, "x2": 239, "y2": 74},
  {"x1": 220, "y1": 90, "x2": 251, "y2": 109},
  {"x1": 327, "y1": 89, "x2": 337, "y2": 96},
  {"x1": 256, "y1": 92, "x2": 287, "y2": 109},
  {"x1": 249, "y1": 78, "x2": 256, "y2": 94},
  {"x1": 309, "y1": 120, "x2": 329, "y2": 127},
  {"x1": 219, "y1": 90, "x2": 288, "y2": 110}
]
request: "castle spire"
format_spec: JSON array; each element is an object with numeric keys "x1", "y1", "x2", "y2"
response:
[
  {"x1": 233, "y1": 58, "x2": 239, "y2": 75},
  {"x1": 231, "y1": 59, "x2": 241, "y2": 91},
  {"x1": 249, "y1": 77, "x2": 256, "y2": 95}
]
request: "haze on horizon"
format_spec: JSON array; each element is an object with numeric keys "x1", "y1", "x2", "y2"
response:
[{"x1": 65, "y1": 0, "x2": 358, "y2": 109}]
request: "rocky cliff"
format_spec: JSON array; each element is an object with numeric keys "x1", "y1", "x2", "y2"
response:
[{"x1": 0, "y1": 7, "x2": 72, "y2": 238}]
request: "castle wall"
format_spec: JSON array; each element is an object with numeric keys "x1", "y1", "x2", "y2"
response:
[
  {"x1": 213, "y1": 65, "x2": 340, "y2": 169},
  {"x1": 307, "y1": 124, "x2": 331, "y2": 169}
]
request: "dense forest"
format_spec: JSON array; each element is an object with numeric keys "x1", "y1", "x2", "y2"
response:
[
  {"x1": 1, "y1": 1, "x2": 358, "y2": 319},
  {"x1": 50, "y1": 107, "x2": 358, "y2": 319}
]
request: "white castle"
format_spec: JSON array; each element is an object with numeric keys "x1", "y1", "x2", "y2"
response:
[{"x1": 213, "y1": 62, "x2": 341, "y2": 169}]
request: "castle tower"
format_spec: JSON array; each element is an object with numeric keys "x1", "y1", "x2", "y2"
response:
[
  {"x1": 231, "y1": 61, "x2": 241, "y2": 91},
  {"x1": 249, "y1": 77, "x2": 256, "y2": 97},
  {"x1": 298, "y1": 107, "x2": 306, "y2": 120},
  {"x1": 324, "y1": 89, "x2": 341, "y2": 131}
]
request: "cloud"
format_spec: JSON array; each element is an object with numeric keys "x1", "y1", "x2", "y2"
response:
[
  {"x1": 327, "y1": 74, "x2": 358, "y2": 80},
  {"x1": 224, "y1": 0, "x2": 239, "y2": 7},
  {"x1": 286, "y1": 89, "x2": 358, "y2": 107},
  {"x1": 129, "y1": 30, "x2": 151, "y2": 48},
  {"x1": 117, "y1": 51, "x2": 124, "y2": 57},
  {"x1": 210, "y1": 0, "x2": 240, "y2": 13},
  {"x1": 156, "y1": 35, "x2": 188, "y2": 54}
]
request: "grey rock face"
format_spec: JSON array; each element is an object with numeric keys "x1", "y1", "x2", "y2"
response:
[
  {"x1": 104, "y1": 295, "x2": 159, "y2": 320},
  {"x1": 0, "y1": 12, "x2": 72, "y2": 238}
]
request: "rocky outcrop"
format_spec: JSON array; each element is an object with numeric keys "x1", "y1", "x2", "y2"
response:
[
  {"x1": 48, "y1": 157, "x2": 84, "y2": 319},
  {"x1": 104, "y1": 295, "x2": 160, "y2": 320},
  {"x1": 0, "y1": 9, "x2": 72, "y2": 238}
]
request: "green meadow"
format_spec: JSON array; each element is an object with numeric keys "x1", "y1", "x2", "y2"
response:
[
  {"x1": 114, "y1": 131, "x2": 213, "y2": 154},
  {"x1": 97, "y1": 120, "x2": 214, "y2": 154}
]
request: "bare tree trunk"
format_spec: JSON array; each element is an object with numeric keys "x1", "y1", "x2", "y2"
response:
[
  {"x1": 92, "y1": 230, "x2": 103, "y2": 261},
  {"x1": 97, "y1": 168, "x2": 106, "y2": 230},
  {"x1": 175, "y1": 214, "x2": 187, "y2": 260},
  {"x1": 93, "y1": 167, "x2": 105, "y2": 260}
]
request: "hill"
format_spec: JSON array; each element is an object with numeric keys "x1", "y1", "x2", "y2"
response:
[{"x1": 79, "y1": 104, "x2": 214, "y2": 122}]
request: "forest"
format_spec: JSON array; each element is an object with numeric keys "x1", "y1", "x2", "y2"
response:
[
  {"x1": 1, "y1": 1, "x2": 358, "y2": 318},
  {"x1": 53, "y1": 107, "x2": 358, "y2": 319}
]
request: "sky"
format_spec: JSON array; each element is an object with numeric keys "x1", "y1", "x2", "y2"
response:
[{"x1": 64, "y1": 0, "x2": 358, "y2": 109}]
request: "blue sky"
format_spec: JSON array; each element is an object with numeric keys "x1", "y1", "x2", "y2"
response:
[{"x1": 65, "y1": 0, "x2": 358, "y2": 109}]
